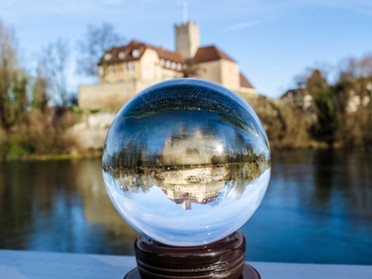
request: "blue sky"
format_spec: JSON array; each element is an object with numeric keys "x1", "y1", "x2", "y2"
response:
[{"x1": 1, "y1": 0, "x2": 372, "y2": 98}]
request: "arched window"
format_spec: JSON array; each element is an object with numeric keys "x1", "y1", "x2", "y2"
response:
[
  {"x1": 118, "y1": 51, "x2": 125, "y2": 59},
  {"x1": 104, "y1": 53, "x2": 112, "y2": 61},
  {"x1": 132, "y1": 49, "x2": 140, "y2": 58}
]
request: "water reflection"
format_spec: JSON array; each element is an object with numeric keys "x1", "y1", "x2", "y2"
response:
[
  {"x1": 313, "y1": 149, "x2": 335, "y2": 205},
  {"x1": 244, "y1": 149, "x2": 372, "y2": 265},
  {"x1": 0, "y1": 159, "x2": 137, "y2": 255}
]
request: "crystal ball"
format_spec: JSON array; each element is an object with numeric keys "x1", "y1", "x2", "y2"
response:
[{"x1": 102, "y1": 79, "x2": 270, "y2": 246}]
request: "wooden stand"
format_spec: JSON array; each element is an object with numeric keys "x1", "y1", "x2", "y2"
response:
[{"x1": 124, "y1": 231, "x2": 260, "y2": 279}]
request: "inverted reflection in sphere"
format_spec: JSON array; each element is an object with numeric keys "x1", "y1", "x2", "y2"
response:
[{"x1": 102, "y1": 79, "x2": 270, "y2": 246}]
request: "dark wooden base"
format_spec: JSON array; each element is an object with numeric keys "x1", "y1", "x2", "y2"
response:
[
  {"x1": 124, "y1": 264, "x2": 261, "y2": 279},
  {"x1": 124, "y1": 231, "x2": 261, "y2": 279}
]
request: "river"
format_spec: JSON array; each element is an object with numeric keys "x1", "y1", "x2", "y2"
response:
[{"x1": 0, "y1": 150, "x2": 371, "y2": 264}]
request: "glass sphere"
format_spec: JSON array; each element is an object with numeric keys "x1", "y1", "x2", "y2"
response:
[{"x1": 102, "y1": 79, "x2": 270, "y2": 246}]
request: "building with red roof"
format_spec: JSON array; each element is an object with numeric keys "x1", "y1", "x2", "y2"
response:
[{"x1": 79, "y1": 21, "x2": 257, "y2": 110}]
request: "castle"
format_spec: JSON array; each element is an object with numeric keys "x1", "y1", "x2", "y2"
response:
[{"x1": 78, "y1": 21, "x2": 257, "y2": 110}]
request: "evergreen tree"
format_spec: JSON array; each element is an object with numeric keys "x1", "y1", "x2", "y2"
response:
[
  {"x1": 306, "y1": 69, "x2": 336, "y2": 145},
  {"x1": 11, "y1": 70, "x2": 28, "y2": 123},
  {"x1": 0, "y1": 19, "x2": 18, "y2": 130},
  {"x1": 32, "y1": 64, "x2": 49, "y2": 112}
]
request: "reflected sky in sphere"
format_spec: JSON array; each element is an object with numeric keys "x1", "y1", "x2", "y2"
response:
[{"x1": 102, "y1": 79, "x2": 271, "y2": 246}]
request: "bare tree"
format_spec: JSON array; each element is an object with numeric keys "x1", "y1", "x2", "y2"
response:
[
  {"x1": 77, "y1": 22, "x2": 125, "y2": 77},
  {"x1": 339, "y1": 55, "x2": 372, "y2": 79},
  {"x1": 41, "y1": 39, "x2": 69, "y2": 108}
]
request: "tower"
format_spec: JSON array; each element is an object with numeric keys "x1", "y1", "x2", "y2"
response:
[{"x1": 175, "y1": 21, "x2": 200, "y2": 60}]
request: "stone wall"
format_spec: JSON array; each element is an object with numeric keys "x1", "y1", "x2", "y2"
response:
[
  {"x1": 78, "y1": 81, "x2": 154, "y2": 111},
  {"x1": 66, "y1": 112, "x2": 116, "y2": 150},
  {"x1": 76, "y1": 80, "x2": 258, "y2": 151}
]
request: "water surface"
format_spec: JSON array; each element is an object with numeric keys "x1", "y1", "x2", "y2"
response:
[{"x1": 0, "y1": 150, "x2": 371, "y2": 264}]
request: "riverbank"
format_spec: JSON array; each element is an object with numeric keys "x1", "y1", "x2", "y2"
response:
[
  {"x1": 0, "y1": 134, "x2": 361, "y2": 162},
  {"x1": 1, "y1": 96, "x2": 370, "y2": 161},
  {"x1": 0, "y1": 152, "x2": 102, "y2": 162}
]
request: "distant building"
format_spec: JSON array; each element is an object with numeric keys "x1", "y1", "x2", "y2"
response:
[
  {"x1": 281, "y1": 88, "x2": 313, "y2": 110},
  {"x1": 346, "y1": 85, "x2": 371, "y2": 114},
  {"x1": 281, "y1": 81, "x2": 372, "y2": 114},
  {"x1": 79, "y1": 21, "x2": 257, "y2": 110}
]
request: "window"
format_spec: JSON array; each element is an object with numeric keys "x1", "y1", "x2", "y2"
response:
[
  {"x1": 159, "y1": 59, "x2": 165, "y2": 67},
  {"x1": 165, "y1": 60, "x2": 171, "y2": 68},
  {"x1": 125, "y1": 62, "x2": 135, "y2": 72},
  {"x1": 367, "y1": 83, "x2": 372, "y2": 91},
  {"x1": 108, "y1": 65, "x2": 114, "y2": 74},
  {"x1": 98, "y1": 66, "x2": 104, "y2": 77},
  {"x1": 176, "y1": 63, "x2": 182, "y2": 71},
  {"x1": 304, "y1": 95, "x2": 312, "y2": 101},
  {"x1": 171, "y1": 62, "x2": 176, "y2": 70},
  {"x1": 104, "y1": 53, "x2": 112, "y2": 61},
  {"x1": 132, "y1": 49, "x2": 140, "y2": 58},
  {"x1": 118, "y1": 51, "x2": 125, "y2": 59}
]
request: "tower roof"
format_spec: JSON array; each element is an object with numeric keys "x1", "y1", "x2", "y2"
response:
[{"x1": 239, "y1": 72, "x2": 254, "y2": 89}]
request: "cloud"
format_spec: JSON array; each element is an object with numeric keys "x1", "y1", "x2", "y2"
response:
[{"x1": 221, "y1": 19, "x2": 269, "y2": 33}]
